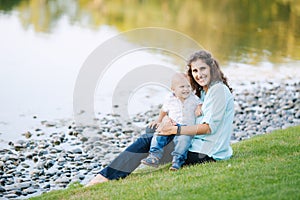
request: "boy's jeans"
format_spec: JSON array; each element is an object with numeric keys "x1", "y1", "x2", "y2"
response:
[{"x1": 150, "y1": 134, "x2": 193, "y2": 167}]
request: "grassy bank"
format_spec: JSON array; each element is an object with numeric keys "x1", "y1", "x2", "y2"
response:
[{"x1": 31, "y1": 126, "x2": 300, "y2": 200}]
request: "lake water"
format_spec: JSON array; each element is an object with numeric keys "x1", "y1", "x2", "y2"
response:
[{"x1": 0, "y1": 0, "x2": 300, "y2": 145}]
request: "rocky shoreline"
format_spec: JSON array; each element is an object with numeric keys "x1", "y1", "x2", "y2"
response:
[{"x1": 0, "y1": 81, "x2": 299, "y2": 199}]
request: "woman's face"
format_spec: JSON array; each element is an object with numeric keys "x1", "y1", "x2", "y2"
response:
[{"x1": 191, "y1": 59, "x2": 211, "y2": 88}]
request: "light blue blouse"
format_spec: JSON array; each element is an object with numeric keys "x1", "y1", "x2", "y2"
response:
[{"x1": 189, "y1": 82, "x2": 234, "y2": 160}]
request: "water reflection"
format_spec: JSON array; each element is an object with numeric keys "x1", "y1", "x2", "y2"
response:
[{"x1": 0, "y1": 0, "x2": 299, "y2": 63}]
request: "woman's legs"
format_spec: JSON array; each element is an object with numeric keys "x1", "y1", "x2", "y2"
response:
[
  {"x1": 184, "y1": 151, "x2": 215, "y2": 165},
  {"x1": 88, "y1": 126, "x2": 174, "y2": 183},
  {"x1": 98, "y1": 126, "x2": 173, "y2": 180},
  {"x1": 85, "y1": 174, "x2": 108, "y2": 187},
  {"x1": 99, "y1": 133, "x2": 153, "y2": 180}
]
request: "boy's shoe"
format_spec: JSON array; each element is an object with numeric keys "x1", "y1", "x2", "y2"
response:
[
  {"x1": 169, "y1": 162, "x2": 180, "y2": 171},
  {"x1": 169, "y1": 166, "x2": 179, "y2": 171},
  {"x1": 141, "y1": 155, "x2": 159, "y2": 168}
]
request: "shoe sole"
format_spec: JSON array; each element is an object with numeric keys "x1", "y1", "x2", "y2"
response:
[
  {"x1": 141, "y1": 160, "x2": 159, "y2": 168},
  {"x1": 169, "y1": 167, "x2": 179, "y2": 171}
]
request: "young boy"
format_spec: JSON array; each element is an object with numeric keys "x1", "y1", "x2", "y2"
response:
[{"x1": 141, "y1": 73, "x2": 202, "y2": 171}]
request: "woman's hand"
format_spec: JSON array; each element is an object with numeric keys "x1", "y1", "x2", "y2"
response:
[{"x1": 156, "y1": 116, "x2": 177, "y2": 135}]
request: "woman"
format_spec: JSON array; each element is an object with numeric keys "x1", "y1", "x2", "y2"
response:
[{"x1": 86, "y1": 50, "x2": 234, "y2": 186}]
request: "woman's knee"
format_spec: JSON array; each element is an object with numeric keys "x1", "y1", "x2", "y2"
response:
[
  {"x1": 126, "y1": 133, "x2": 152, "y2": 152},
  {"x1": 145, "y1": 126, "x2": 156, "y2": 134}
]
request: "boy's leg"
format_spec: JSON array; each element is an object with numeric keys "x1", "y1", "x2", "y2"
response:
[
  {"x1": 141, "y1": 134, "x2": 174, "y2": 167},
  {"x1": 171, "y1": 135, "x2": 193, "y2": 169},
  {"x1": 149, "y1": 134, "x2": 175, "y2": 159},
  {"x1": 146, "y1": 126, "x2": 174, "y2": 164}
]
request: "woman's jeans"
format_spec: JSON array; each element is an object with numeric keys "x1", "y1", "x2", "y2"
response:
[
  {"x1": 99, "y1": 127, "x2": 215, "y2": 180},
  {"x1": 99, "y1": 127, "x2": 174, "y2": 180}
]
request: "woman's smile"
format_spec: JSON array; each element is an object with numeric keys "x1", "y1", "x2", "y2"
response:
[{"x1": 191, "y1": 59, "x2": 211, "y2": 87}]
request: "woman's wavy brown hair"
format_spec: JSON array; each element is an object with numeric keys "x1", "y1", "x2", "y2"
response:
[{"x1": 186, "y1": 50, "x2": 233, "y2": 97}]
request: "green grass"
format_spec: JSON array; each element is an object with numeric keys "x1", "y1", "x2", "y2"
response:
[{"x1": 30, "y1": 126, "x2": 300, "y2": 200}]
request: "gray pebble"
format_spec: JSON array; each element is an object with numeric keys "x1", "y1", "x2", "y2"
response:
[
  {"x1": 4, "y1": 193, "x2": 19, "y2": 198},
  {"x1": 0, "y1": 186, "x2": 5, "y2": 192},
  {"x1": 23, "y1": 187, "x2": 37, "y2": 194},
  {"x1": 55, "y1": 176, "x2": 70, "y2": 184}
]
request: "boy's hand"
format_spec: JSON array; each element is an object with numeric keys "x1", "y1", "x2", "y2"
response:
[
  {"x1": 195, "y1": 105, "x2": 202, "y2": 117},
  {"x1": 148, "y1": 121, "x2": 160, "y2": 129}
]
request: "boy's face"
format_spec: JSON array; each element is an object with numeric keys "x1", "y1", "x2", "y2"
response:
[{"x1": 172, "y1": 77, "x2": 192, "y2": 100}]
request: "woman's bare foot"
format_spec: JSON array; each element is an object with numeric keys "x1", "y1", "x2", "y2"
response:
[{"x1": 85, "y1": 174, "x2": 109, "y2": 187}]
